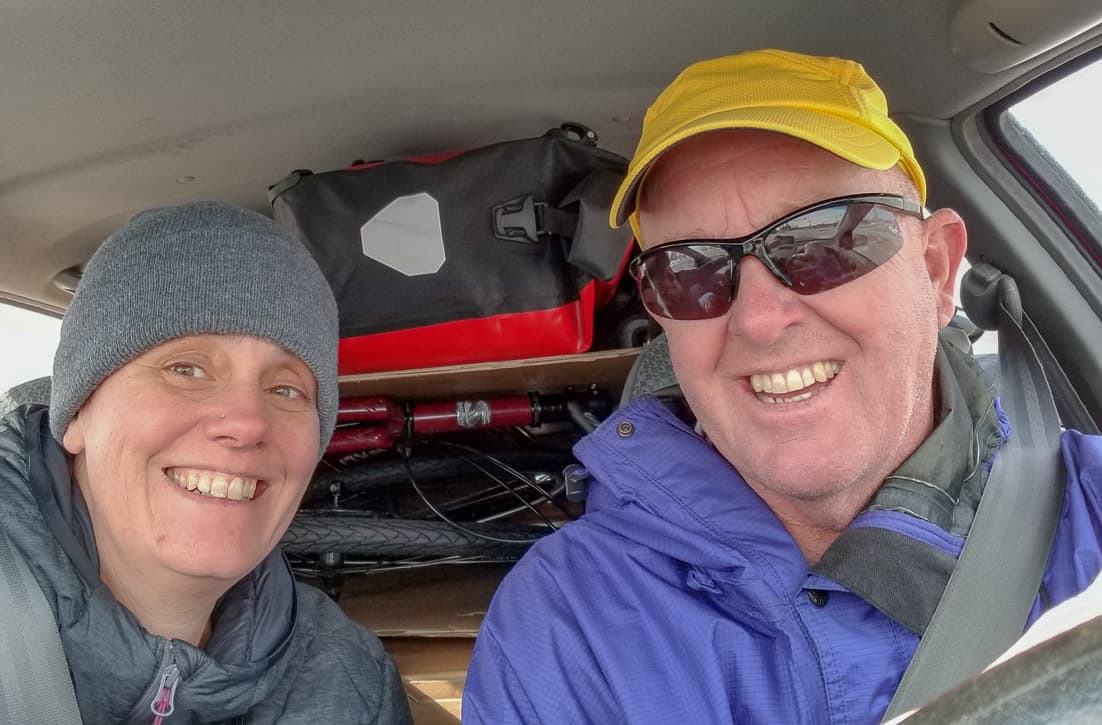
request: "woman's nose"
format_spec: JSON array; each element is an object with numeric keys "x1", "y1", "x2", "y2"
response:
[{"x1": 205, "y1": 386, "x2": 272, "y2": 448}]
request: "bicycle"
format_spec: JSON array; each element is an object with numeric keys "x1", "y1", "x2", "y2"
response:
[{"x1": 282, "y1": 387, "x2": 614, "y2": 598}]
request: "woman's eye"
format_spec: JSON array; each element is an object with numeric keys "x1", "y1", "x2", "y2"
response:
[
  {"x1": 167, "y1": 362, "x2": 207, "y2": 378},
  {"x1": 270, "y1": 384, "x2": 307, "y2": 401}
]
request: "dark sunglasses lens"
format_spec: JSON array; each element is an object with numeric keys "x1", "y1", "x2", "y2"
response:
[
  {"x1": 765, "y1": 203, "x2": 905, "y2": 294},
  {"x1": 636, "y1": 245, "x2": 735, "y2": 319}
]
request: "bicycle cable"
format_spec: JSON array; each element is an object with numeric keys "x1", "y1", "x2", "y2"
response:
[
  {"x1": 444, "y1": 441, "x2": 579, "y2": 523},
  {"x1": 436, "y1": 441, "x2": 563, "y2": 529},
  {"x1": 401, "y1": 446, "x2": 551, "y2": 544}
]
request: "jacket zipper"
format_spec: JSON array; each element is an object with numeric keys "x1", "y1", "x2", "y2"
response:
[{"x1": 150, "y1": 642, "x2": 181, "y2": 724}]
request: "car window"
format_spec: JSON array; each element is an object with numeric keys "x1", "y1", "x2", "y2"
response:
[
  {"x1": 0, "y1": 303, "x2": 60, "y2": 393},
  {"x1": 997, "y1": 54, "x2": 1102, "y2": 271},
  {"x1": 970, "y1": 54, "x2": 1102, "y2": 361},
  {"x1": 1007, "y1": 58, "x2": 1102, "y2": 216}
]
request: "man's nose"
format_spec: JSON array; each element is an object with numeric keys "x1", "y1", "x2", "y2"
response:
[{"x1": 725, "y1": 255, "x2": 803, "y2": 343}]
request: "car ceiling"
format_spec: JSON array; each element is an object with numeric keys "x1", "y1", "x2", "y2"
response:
[{"x1": 3, "y1": 0, "x2": 1102, "y2": 314}]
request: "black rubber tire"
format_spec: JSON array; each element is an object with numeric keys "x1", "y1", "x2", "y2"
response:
[
  {"x1": 281, "y1": 510, "x2": 547, "y2": 559},
  {"x1": 306, "y1": 446, "x2": 577, "y2": 505}
]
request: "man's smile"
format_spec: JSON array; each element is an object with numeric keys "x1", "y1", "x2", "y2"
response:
[{"x1": 749, "y1": 360, "x2": 842, "y2": 404}]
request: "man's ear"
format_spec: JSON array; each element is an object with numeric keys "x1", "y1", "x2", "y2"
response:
[
  {"x1": 62, "y1": 410, "x2": 86, "y2": 455},
  {"x1": 921, "y1": 208, "x2": 968, "y2": 328}
]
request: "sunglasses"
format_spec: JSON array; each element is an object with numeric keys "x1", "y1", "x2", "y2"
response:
[{"x1": 629, "y1": 194, "x2": 926, "y2": 320}]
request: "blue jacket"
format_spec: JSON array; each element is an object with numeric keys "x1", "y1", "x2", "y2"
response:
[{"x1": 464, "y1": 394, "x2": 1102, "y2": 724}]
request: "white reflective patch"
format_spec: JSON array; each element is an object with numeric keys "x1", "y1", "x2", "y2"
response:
[{"x1": 360, "y1": 192, "x2": 445, "y2": 276}]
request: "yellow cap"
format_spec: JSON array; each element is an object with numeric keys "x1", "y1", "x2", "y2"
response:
[{"x1": 611, "y1": 49, "x2": 927, "y2": 231}]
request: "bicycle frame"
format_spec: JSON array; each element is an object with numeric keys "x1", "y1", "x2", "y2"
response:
[{"x1": 326, "y1": 389, "x2": 611, "y2": 455}]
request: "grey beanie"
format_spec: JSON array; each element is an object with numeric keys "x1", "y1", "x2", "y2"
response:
[{"x1": 49, "y1": 201, "x2": 339, "y2": 456}]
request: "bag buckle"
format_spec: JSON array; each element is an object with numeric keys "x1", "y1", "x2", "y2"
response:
[{"x1": 492, "y1": 194, "x2": 548, "y2": 244}]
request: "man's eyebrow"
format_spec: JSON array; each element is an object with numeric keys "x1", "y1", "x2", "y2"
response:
[{"x1": 666, "y1": 227, "x2": 715, "y2": 240}]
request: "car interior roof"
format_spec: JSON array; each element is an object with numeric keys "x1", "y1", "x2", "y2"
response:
[{"x1": 4, "y1": 0, "x2": 1102, "y2": 316}]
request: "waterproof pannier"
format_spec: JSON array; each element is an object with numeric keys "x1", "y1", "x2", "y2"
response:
[{"x1": 269, "y1": 124, "x2": 633, "y2": 375}]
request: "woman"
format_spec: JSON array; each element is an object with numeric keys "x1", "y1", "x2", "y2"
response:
[{"x1": 0, "y1": 202, "x2": 411, "y2": 723}]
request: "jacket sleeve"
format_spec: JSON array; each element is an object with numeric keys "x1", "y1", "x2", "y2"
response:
[
  {"x1": 330, "y1": 618, "x2": 412, "y2": 725},
  {"x1": 367, "y1": 645, "x2": 411, "y2": 725},
  {"x1": 292, "y1": 582, "x2": 413, "y2": 725},
  {"x1": 463, "y1": 626, "x2": 543, "y2": 725},
  {"x1": 1036, "y1": 430, "x2": 1102, "y2": 614}
]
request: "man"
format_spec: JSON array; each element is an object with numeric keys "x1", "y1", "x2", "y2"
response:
[{"x1": 463, "y1": 50, "x2": 1102, "y2": 724}]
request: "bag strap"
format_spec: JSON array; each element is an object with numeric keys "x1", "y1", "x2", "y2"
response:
[
  {"x1": 0, "y1": 529, "x2": 83, "y2": 723},
  {"x1": 882, "y1": 265, "x2": 1065, "y2": 720}
]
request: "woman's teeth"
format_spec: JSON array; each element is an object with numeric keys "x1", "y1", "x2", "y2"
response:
[{"x1": 168, "y1": 468, "x2": 258, "y2": 501}]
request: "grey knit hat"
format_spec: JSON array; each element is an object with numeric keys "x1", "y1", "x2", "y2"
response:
[{"x1": 49, "y1": 201, "x2": 339, "y2": 456}]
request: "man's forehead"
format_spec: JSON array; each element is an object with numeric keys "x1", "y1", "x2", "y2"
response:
[
  {"x1": 636, "y1": 132, "x2": 916, "y2": 244},
  {"x1": 647, "y1": 130, "x2": 862, "y2": 187},
  {"x1": 642, "y1": 131, "x2": 913, "y2": 210}
]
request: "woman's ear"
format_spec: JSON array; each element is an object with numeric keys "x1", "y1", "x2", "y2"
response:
[{"x1": 921, "y1": 208, "x2": 969, "y2": 328}]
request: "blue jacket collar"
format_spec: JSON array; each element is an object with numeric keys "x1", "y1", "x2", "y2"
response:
[{"x1": 575, "y1": 396, "x2": 812, "y2": 597}]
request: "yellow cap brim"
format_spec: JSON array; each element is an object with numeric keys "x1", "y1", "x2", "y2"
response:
[{"x1": 612, "y1": 106, "x2": 925, "y2": 230}]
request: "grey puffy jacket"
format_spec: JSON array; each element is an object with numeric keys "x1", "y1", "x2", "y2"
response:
[{"x1": 0, "y1": 405, "x2": 412, "y2": 725}]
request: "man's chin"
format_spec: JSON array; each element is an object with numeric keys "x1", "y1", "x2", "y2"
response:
[{"x1": 739, "y1": 454, "x2": 880, "y2": 511}]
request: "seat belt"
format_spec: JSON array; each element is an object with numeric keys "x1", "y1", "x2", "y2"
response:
[
  {"x1": 0, "y1": 529, "x2": 83, "y2": 723},
  {"x1": 882, "y1": 265, "x2": 1066, "y2": 720}
]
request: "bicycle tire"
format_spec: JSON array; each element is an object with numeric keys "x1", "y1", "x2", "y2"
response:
[
  {"x1": 307, "y1": 446, "x2": 577, "y2": 504},
  {"x1": 281, "y1": 510, "x2": 547, "y2": 559}
]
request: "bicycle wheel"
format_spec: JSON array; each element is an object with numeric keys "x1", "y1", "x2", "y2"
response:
[
  {"x1": 306, "y1": 445, "x2": 578, "y2": 506},
  {"x1": 281, "y1": 510, "x2": 548, "y2": 559}
]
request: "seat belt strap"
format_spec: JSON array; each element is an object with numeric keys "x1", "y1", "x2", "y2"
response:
[
  {"x1": 0, "y1": 529, "x2": 83, "y2": 723},
  {"x1": 882, "y1": 266, "x2": 1064, "y2": 720}
]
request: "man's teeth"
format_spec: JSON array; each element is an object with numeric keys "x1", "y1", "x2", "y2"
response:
[
  {"x1": 750, "y1": 361, "x2": 841, "y2": 396},
  {"x1": 168, "y1": 468, "x2": 257, "y2": 501}
]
